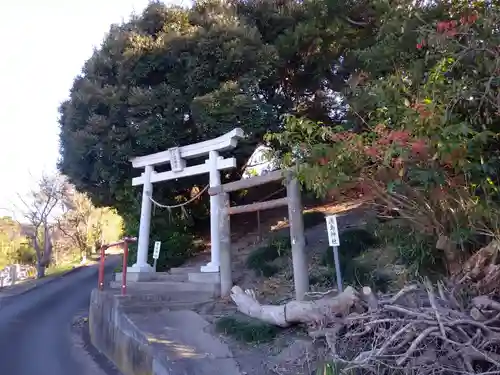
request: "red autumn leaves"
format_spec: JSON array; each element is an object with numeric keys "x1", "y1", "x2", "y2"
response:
[
  {"x1": 412, "y1": 102, "x2": 432, "y2": 119},
  {"x1": 316, "y1": 124, "x2": 429, "y2": 169},
  {"x1": 362, "y1": 127, "x2": 429, "y2": 164},
  {"x1": 436, "y1": 20, "x2": 459, "y2": 36},
  {"x1": 460, "y1": 13, "x2": 479, "y2": 26},
  {"x1": 417, "y1": 11, "x2": 479, "y2": 49}
]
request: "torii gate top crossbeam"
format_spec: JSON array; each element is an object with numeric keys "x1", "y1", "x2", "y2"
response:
[{"x1": 130, "y1": 128, "x2": 245, "y2": 169}]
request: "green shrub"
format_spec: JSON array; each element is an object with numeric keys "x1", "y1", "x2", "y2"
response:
[
  {"x1": 259, "y1": 263, "x2": 280, "y2": 277},
  {"x1": 246, "y1": 233, "x2": 291, "y2": 276},
  {"x1": 126, "y1": 227, "x2": 198, "y2": 271},
  {"x1": 312, "y1": 257, "x2": 392, "y2": 292},
  {"x1": 215, "y1": 315, "x2": 281, "y2": 343},
  {"x1": 268, "y1": 233, "x2": 292, "y2": 255},
  {"x1": 321, "y1": 228, "x2": 378, "y2": 267},
  {"x1": 150, "y1": 230, "x2": 198, "y2": 271},
  {"x1": 246, "y1": 246, "x2": 280, "y2": 269},
  {"x1": 317, "y1": 228, "x2": 392, "y2": 291},
  {"x1": 373, "y1": 220, "x2": 444, "y2": 277}
]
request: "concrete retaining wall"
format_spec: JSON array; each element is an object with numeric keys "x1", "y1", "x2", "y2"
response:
[{"x1": 89, "y1": 290, "x2": 154, "y2": 375}]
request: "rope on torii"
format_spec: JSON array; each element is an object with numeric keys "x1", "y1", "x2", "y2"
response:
[{"x1": 148, "y1": 184, "x2": 209, "y2": 221}]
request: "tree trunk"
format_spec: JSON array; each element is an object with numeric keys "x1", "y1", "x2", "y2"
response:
[
  {"x1": 230, "y1": 285, "x2": 358, "y2": 327},
  {"x1": 32, "y1": 234, "x2": 45, "y2": 278},
  {"x1": 36, "y1": 262, "x2": 46, "y2": 278},
  {"x1": 41, "y1": 224, "x2": 53, "y2": 265},
  {"x1": 31, "y1": 222, "x2": 52, "y2": 278}
]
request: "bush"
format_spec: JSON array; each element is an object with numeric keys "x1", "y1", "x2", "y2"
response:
[
  {"x1": 149, "y1": 230, "x2": 198, "y2": 271},
  {"x1": 215, "y1": 315, "x2": 282, "y2": 343},
  {"x1": 373, "y1": 220, "x2": 445, "y2": 278},
  {"x1": 126, "y1": 227, "x2": 198, "y2": 271},
  {"x1": 316, "y1": 228, "x2": 392, "y2": 290},
  {"x1": 313, "y1": 254, "x2": 392, "y2": 292},
  {"x1": 268, "y1": 233, "x2": 292, "y2": 256},
  {"x1": 246, "y1": 233, "x2": 291, "y2": 276},
  {"x1": 321, "y1": 228, "x2": 378, "y2": 267}
]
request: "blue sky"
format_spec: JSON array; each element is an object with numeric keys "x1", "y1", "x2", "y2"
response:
[{"x1": 0, "y1": 1, "x2": 188, "y2": 219}]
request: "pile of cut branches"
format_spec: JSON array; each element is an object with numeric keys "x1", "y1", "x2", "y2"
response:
[{"x1": 313, "y1": 282, "x2": 500, "y2": 375}]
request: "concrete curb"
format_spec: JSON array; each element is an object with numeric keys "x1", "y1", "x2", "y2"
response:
[
  {"x1": 89, "y1": 290, "x2": 154, "y2": 375},
  {"x1": 89, "y1": 290, "x2": 241, "y2": 375}
]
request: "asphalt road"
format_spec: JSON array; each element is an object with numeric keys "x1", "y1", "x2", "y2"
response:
[{"x1": 0, "y1": 257, "x2": 119, "y2": 375}]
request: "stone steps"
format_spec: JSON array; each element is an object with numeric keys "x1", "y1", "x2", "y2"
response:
[
  {"x1": 121, "y1": 300, "x2": 209, "y2": 313},
  {"x1": 169, "y1": 266, "x2": 200, "y2": 274},
  {"x1": 109, "y1": 280, "x2": 220, "y2": 296},
  {"x1": 118, "y1": 290, "x2": 215, "y2": 303},
  {"x1": 120, "y1": 292, "x2": 213, "y2": 313},
  {"x1": 115, "y1": 270, "x2": 220, "y2": 284},
  {"x1": 152, "y1": 272, "x2": 188, "y2": 282}
]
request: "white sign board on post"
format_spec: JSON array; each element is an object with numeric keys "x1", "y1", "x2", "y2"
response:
[
  {"x1": 153, "y1": 241, "x2": 161, "y2": 271},
  {"x1": 168, "y1": 147, "x2": 185, "y2": 172},
  {"x1": 153, "y1": 241, "x2": 162, "y2": 259},
  {"x1": 325, "y1": 215, "x2": 342, "y2": 292},
  {"x1": 325, "y1": 215, "x2": 340, "y2": 246}
]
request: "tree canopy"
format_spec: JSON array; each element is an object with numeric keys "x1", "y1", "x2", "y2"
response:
[
  {"x1": 60, "y1": 0, "x2": 500, "y2": 269},
  {"x1": 270, "y1": 1, "x2": 500, "y2": 269},
  {"x1": 58, "y1": 0, "x2": 371, "y2": 265}
]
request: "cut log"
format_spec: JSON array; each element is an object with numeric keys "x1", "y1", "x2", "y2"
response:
[
  {"x1": 230, "y1": 285, "x2": 358, "y2": 327},
  {"x1": 455, "y1": 240, "x2": 500, "y2": 294}
]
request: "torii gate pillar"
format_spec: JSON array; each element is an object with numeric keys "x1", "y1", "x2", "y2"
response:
[
  {"x1": 133, "y1": 165, "x2": 154, "y2": 272},
  {"x1": 200, "y1": 150, "x2": 222, "y2": 273},
  {"x1": 130, "y1": 129, "x2": 244, "y2": 276}
]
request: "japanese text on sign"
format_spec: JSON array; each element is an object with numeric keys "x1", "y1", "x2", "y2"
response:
[
  {"x1": 325, "y1": 215, "x2": 340, "y2": 247},
  {"x1": 153, "y1": 241, "x2": 162, "y2": 259},
  {"x1": 169, "y1": 147, "x2": 184, "y2": 172}
]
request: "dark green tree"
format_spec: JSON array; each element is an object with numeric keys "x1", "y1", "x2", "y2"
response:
[{"x1": 58, "y1": 0, "x2": 370, "y2": 267}]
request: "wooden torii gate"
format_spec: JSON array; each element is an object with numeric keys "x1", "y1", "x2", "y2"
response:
[
  {"x1": 209, "y1": 170, "x2": 309, "y2": 300},
  {"x1": 129, "y1": 128, "x2": 244, "y2": 278}
]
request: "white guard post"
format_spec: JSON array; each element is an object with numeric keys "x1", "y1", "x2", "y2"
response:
[{"x1": 130, "y1": 128, "x2": 245, "y2": 277}]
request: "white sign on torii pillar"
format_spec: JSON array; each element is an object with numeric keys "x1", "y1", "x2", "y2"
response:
[{"x1": 129, "y1": 128, "x2": 245, "y2": 275}]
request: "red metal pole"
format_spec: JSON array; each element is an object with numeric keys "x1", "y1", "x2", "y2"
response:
[
  {"x1": 98, "y1": 245, "x2": 106, "y2": 290},
  {"x1": 121, "y1": 241, "x2": 129, "y2": 295}
]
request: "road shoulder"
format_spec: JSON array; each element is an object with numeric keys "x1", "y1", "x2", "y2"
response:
[{"x1": 0, "y1": 266, "x2": 85, "y2": 301}]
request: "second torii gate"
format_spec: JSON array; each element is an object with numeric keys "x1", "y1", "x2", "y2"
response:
[{"x1": 129, "y1": 128, "x2": 245, "y2": 277}]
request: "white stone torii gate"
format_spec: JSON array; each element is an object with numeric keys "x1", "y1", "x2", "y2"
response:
[{"x1": 129, "y1": 128, "x2": 245, "y2": 276}]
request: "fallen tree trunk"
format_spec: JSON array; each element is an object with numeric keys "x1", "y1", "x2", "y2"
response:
[
  {"x1": 230, "y1": 282, "x2": 500, "y2": 375},
  {"x1": 230, "y1": 285, "x2": 358, "y2": 327}
]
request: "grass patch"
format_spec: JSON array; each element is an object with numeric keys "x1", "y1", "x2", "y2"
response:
[
  {"x1": 311, "y1": 259, "x2": 392, "y2": 292},
  {"x1": 372, "y1": 220, "x2": 445, "y2": 278},
  {"x1": 215, "y1": 315, "x2": 281, "y2": 343},
  {"x1": 321, "y1": 228, "x2": 378, "y2": 267},
  {"x1": 313, "y1": 221, "x2": 447, "y2": 292},
  {"x1": 246, "y1": 233, "x2": 291, "y2": 276},
  {"x1": 315, "y1": 228, "x2": 393, "y2": 291},
  {"x1": 46, "y1": 262, "x2": 77, "y2": 276}
]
